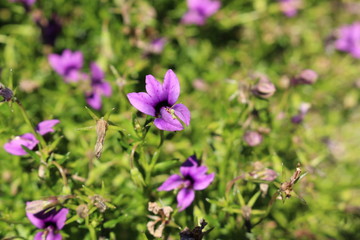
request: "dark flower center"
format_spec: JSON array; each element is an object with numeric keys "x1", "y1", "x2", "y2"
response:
[{"x1": 154, "y1": 100, "x2": 171, "y2": 116}]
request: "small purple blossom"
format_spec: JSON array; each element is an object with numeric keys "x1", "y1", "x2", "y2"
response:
[
  {"x1": 85, "y1": 63, "x2": 112, "y2": 110},
  {"x1": 127, "y1": 69, "x2": 190, "y2": 132},
  {"x1": 335, "y1": 22, "x2": 360, "y2": 59},
  {"x1": 36, "y1": 119, "x2": 60, "y2": 135},
  {"x1": 26, "y1": 203, "x2": 69, "y2": 240},
  {"x1": 3, "y1": 133, "x2": 39, "y2": 156},
  {"x1": 148, "y1": 38, "x2": 167, "y2": 55},
  {"x1": 279, "y1": 0, "x2": 301, "y2": 17},
  {"x1": 48, "y1": 49, "x2": 85, "y2": 82},
  {"x1": 244, "y1": 131, "x2": 263, "y2": 147},
  {"x1": 181, "y1": 0, "x2": 221, "y2": 26},
  {"x1": 158, "y1": 156, "x2": 215, "y2": 211},
  {"x1": 291, "y1": 103, "x2": 310, "y2": 124}
]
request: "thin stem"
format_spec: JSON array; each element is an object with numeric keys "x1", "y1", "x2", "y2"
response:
[
  {"x1": 50, "y1": 161, "x2": 68, "y2": 187},
  {"x1": 14, "y1": 99, "x2": 46, "y2": 149}
]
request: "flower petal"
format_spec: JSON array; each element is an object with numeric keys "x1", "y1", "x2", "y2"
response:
[
  {"x1": 154, "y1": 107, "x2": 183, "y2": 131},
  {"x1": 181, "y1": 10, "x2": 206, "y2": 25},
  {"x1": 157, "y1": 174, "x2": 183, "y2": 191},
  {"x1": 154, "y1": 118, "x2": 183, "y2": 131},
  {"x1": 127, "y1": 92, "x2": 156, "y2": 116},
  {"x1": 36, "y1": 119, "x2": 60, "y2": 135},
  {"x1": 173, "y1": 104, "x2": 191, "y2": 126},
  {"x1": 145, "y1": 74, "x2": 166, "y2": 103},
  {"x1": 177, "y1": 188, "x2": 195, "y2": 211},
  {"x1": 48, "y1": 54, "x2": 63, "y2": 75},
  {"x1": 46, "y1": 231, "x2": 62, "y2": 240},
  {"x1": 90, "y1": 62, "x2": 105, "y2": 81},
  {"x1": 52, "y1": 208, "x2": 69, "y2": 230},
  {"x1": 26, "y1": 212, "x2": 46, "y2": 229},
  {"x1": 86, "y1": 92, "x2": 102, "y2": 110},
  {"x1": 4, "y1": 133, "x2": 39, "y2": 156},
  {"x1": 193, "y1": 173, "x2": 215, "y2": 190},
  {"x1": 163, "y1": 69, "x2": 180, "y2": 105},
  {"x1": 34, "y1": 232, "x2": 44, "y2": 240}
]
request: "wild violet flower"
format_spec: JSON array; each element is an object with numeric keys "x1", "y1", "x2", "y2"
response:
[
  {"x1": 85, "y1": 63, "x2": 112, "y2": 110},
  {"x1": 26, "y1": 203, "x2": 69, "y2": 240},
  {"x1": 127, "y1": 69, "x2": 190, "y2": 131},
  {"x1": 181, "y1": 0, "x2": 221, "y2": 26},
  {"x1": 291, "y1": 103, "x2": 310, "y2": 124},
  {"x1": 278, "y1": 0, "x2": 301, "y2": 17},
  {"x1": 335, "y1": 22, "x2": 360, "y2": 59},
  {"x1": 36, "y1": 119, "x2": 60, "y2": 135},
  {"x1": 4, "y1": 119, "x2": 59, "y2": 155},
  {"x1": 3, "y1": 133, "x2": 39, "y2": 156},
  {"x1": 158, "y1": 156, "x2": 215, "y2": 211},
  {"x1": 48, "y1": 49, "x2": 84, "y2": 82}
]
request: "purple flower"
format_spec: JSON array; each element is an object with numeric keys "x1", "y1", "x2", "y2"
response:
[
  {"x1": 291, "y1": 69, "x2": 318, "y2": 85},
  {"x1": 279, "y1": 0, "x2": 301, "y2": 17},
  {"x1": 127, "y1": 69, "x2": 190, "y2": 131},
  {"x1": 158, "y1": 156, "x2": 215, "y2": 211},
  {"x1": 9, "y1": 0, "x2": 35, "y2": 7},
  {"x1": 181, "y1": 0, "x2": 221, "y2": 26},
  {"x1": 291, "y1": 103, "x2": 310, "y2": 124},
  {"x1": 3, "y1": 133, "x2": 39, "y2": 156},
  {"x1": 335, "y1": 22, "x2": 360, "y2": 59},
  {"x1": 148, "y1": 38, "x2": 167, "y2": 54},
  {"x1": 244, "y1": 131, "x2": 263, "y2": 147},
  {"x1": 34, "y1": 14, "x2": 62, "y2": 46},
  {"x1": 85, "y1": 63, "x2": 112, "y2": 110},
  {"x1": 26, "y1": 203, "x2": 69, "y2": 240},
  {"x1": 48, "y1": 49, "x2": 85, "y2": 82},
  {"x1": 36, "y1": 119, "x2": 60, "y2": 135}
]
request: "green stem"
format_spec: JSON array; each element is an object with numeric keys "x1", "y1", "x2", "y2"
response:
[{"x1": 14, "y1": 99, "x2": 46, "y2": 149}]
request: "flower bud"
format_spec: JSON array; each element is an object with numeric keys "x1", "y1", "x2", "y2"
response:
[
  {"x1": 291, "y1": 69, "x2": 318, "y2": 85},
  {"x1": 244, "y1": 131, "x2": 263, "y2": 146},
  {"x1": 0, "y1": 83, "x2": 13, "y2": 102},
  {"x1": 252, "y1": 77, "x2": 276, "y2": 98}
]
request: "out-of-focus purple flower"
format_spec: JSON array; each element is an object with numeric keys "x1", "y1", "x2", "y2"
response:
[
  {"x1": 279, "y1": 0, "x2": 301, "y2": 17},
  {"x1": 252, "y1": 76, "x2": 276, "y2": 99},
  {"x1": 34, "y1": 13, "x2": 62, "y2": 46},
  {"x1": 36, "y1": 119, "x2": 60, "y2": 135},
  {"x1": 148, "y1": 38, "x2": 167, "y2": 55},
  {"x1": 181, "y1": 0, "x2": 221, "y2": 26},
  {"x1": 9, "y1": 0, "x2": 36, "y2": 7},
  {"x1": 85, "y1": 63, "x2": 112, "y2": 110},
  {"x1": 244, "y1": 131, "x2": 263, "y2": 147},
  {"x1": 158, "y1": 156, "x2": 215, "y2": 211},
  {"x1": 26, "y1": 203, "x2": 69, "y2": 240},
  {"x1": 291, "y1": 69, "x2": 318, "y2": 85},
  {"x1": 48, "y1": 49, "x2": 85, "y2": 82},
  {"x1": 335, "y1": 22, "x2": 360, "y2": 59},
  {"x1": 3, "y1": 133, "x2": 39, "y2": 156},
  {"x1": 291, "y1": 103, "x2": 310, "y2": 124},
  {"x1": 127, "y1": 69, "x2": 190, "y2": 131}
]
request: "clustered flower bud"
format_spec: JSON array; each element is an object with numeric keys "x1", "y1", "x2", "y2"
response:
[
  {"x1": 291, "y1": 69, "x2": 318, "y2": 85},
  {"x1": 252, "y1": 76, "x2": 276, "y2": 99}
]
